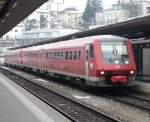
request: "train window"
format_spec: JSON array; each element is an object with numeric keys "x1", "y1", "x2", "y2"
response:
[
  {"x1": 89, "y1": 45, "x2": 94, "y2": 58},
  {"x1": 48, "y1": 52, "x2": 51, "y2": 58},
  {"x1": 55, "y1": 52, "x2": 57, "y2": 59},
  {"x1": 61, "y1": 52, "x2": 63, "y2": 57},
  {"x1": 74, "y1": 51, "x2": 77, "y2": 60},
  {"x1": 50, "y1": 52, "x2": 52, "y2": 59},
  {"x1": 57, "y1": 52, "x2": 59, "y2": 59},
  {"x1": 78, "y1": 51, "x2": 81, "y2": 60},
  {"x1": 61, "y1": 52, "x2": 64, "y2": 60},
  {"x1": 51, "y1": 52, "x2": 53, "y2": 58},
  {"x1": 69, "y1": 51, "x2": 72, "y2": 60},
  {"x1": 101, "y1": 41, "x2": 129, "y2": 64},
  {"x1": 53, "y1": 52, "x2": 55, "y2": 59},
  {"x1": 58, "y1": 52, "x2": 60, "y2": 57},
  {"x1": 65, "y1": 51, "x2": 68, "y2": 60},
  {"x1": 49, "y1": 52, "x2": 53, "y2": 59},
  {"x1": 46, "y1": 52, "x2": 48, "y2": 58},
  {"x1": 86, "y1": 50, "x2": 89, "y2": 61}
]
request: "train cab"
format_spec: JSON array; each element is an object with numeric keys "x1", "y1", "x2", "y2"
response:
[{"x1": 85, "y1": 36, "x2": 136, "y2": 86}]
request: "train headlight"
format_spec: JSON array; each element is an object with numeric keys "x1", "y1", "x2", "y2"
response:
[
  {"x1": 115, "y1": 60, "x2": 119, "y2": 64},
  {"x1": 100, "y1": 71, "x2": 105, "y2": 75},
  {"x1": 130, "y1": 70, "x2": 134, "y2": 74},
  {"x1": 125, "y1": 61, "x2": 129, "y2": 64}
]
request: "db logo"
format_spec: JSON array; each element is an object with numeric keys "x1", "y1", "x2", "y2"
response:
[{"x1": 116, "y1": 65, "x2": 120, "y2": 68}]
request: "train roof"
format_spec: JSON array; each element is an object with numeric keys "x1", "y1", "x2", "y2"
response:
[{"x1": 22, "y1": 35, "x2": 128, "y2": 51}]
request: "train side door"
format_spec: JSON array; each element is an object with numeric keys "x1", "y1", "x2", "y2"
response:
[
  {"x1": 39, "y1": 49, "x2": 44, "y2": 71},
  {"x1": 85, "y1": 45, "x2": 89, "y2": 79},
  {"x1": 88, "y1": 44, "x2": 94, "y2": 75},
  {"x1": 19, "y1": 51, "x2": 23, "y2": 64}
]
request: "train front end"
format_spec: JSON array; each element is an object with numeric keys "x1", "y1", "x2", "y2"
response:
[{"x1": 94, "y1": 37, "x2": 136, "y2": 86}]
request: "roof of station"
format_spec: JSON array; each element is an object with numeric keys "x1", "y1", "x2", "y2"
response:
[{"x1": 0, "y1": 0, "x2": 48, "y2": 37}]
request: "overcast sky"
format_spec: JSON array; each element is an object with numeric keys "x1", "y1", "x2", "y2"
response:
[{"x1": 103, "y1": 0, "x2": 118, "y2": 9}]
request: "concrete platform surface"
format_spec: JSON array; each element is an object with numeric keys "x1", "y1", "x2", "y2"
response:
[
  {"x1": 135, "y1": 80, "x2": 150, "y2": 93},
  {"x1": 0, "y1": 73, "x2": 71, "y2": 122}
]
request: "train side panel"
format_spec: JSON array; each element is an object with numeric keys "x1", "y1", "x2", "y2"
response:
[{"x1": 41, "y1": 46, "x2": 86, "y2": 77}]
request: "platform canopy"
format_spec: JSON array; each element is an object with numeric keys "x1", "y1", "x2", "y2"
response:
[
  {"x1": 0, "y1": 0, "x2": 47, "y2": 37},
  {"x1": 60, "y1": 14, "x2": 150, "y2": 40},
  {"x1": 83, "y1": 15, "x2": 150, "y2": 39}
]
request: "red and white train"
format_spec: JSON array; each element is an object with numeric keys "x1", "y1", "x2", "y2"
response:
[{"x1": 4, "y1": 35, "x2": 136, "y2": 87}]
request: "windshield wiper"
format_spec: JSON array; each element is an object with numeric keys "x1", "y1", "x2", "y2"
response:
[{"x1": 112, "y1": 45, "x2": 119, "y2": 59}]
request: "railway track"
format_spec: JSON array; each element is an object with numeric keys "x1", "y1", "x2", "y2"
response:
[
  {"x1": 100, "y1": 90, "x2": 150, "y2": 112},
  {"x1": 0, "y1": 67, "x2": 121, "y2": 122},
  {"x1": 123, "y1": 90, "x2": 150, "y2": 102}
]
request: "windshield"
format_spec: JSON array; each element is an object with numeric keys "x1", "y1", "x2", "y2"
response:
[{"x1": 100, "y1": 41, "x2": 129, "y2": 64}]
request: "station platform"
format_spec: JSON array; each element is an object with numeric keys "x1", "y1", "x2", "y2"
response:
[
  {"x1": 0, "y1": 73, "x2": 71, "y2": 122},
  {"x1": 135, "y1": 80, "x2": 150, "y2": 93}
]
